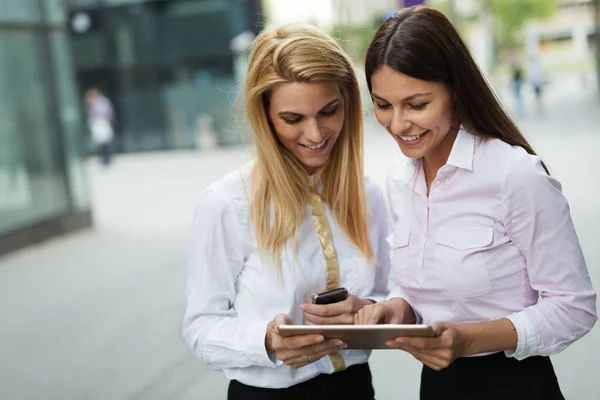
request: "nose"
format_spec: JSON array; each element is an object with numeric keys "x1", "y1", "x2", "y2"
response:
[
  {"x1": 304, "y1": 119, "x2": 324, "y2": 143},
  {"x1": 388, "y1": 108, "x2": 411, "y2": 136}
]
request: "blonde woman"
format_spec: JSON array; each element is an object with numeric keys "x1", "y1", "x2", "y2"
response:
[{"x1": 182, "y1": 24, "x2": 391, "y2": 399}]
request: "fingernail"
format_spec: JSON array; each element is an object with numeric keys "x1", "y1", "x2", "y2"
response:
[
  {"x1": 395, "y1": 338, "x2": 404, "y2": 343},
  {"x1": 340, "y1": 343, "x2": 348, "y2": 349},
  {"x1": 334, "y1": 340, "x2": 344, "y2": 347},
  {"x1": 300, "y1": 304, "x2": 306, "y2": 310},
  {"x1": 315, "y1": 336, "x2": 324, "y2": 343},
  {"x1": 386, "y1": 340, "x2": 395, "y2": 347}
]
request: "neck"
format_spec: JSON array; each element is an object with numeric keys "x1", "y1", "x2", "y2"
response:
[
  {"x1": 304, "y1": 163, "x2": 317, "y2": 176},
  {"x1": 423, "y1": 125, "x2": 460, "y2": 190}
]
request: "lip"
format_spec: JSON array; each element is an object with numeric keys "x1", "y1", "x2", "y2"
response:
[
  {"x1": 299, "y1": 137, "x2": 331, "y2": 156},
  {"x1": 396, "y1": 130, "x2": 429, "y2": 147}
]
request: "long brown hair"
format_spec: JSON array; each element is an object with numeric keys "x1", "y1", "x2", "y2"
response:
[
  {"x1": 245, "y1": 24, "x2": 374, "y2": 269},
  {"x1": 365, "y1": 6, "x2": 548, "y2": 173}
]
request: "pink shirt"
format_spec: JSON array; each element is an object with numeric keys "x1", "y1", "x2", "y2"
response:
[{"x1": 386, "y1": 128, "x2": 597, "y2": 360}]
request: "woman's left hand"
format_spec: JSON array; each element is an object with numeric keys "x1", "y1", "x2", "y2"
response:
[
  {"x1": 387, "y1": 322, "x2": 472, "y2": 371},
  {"x1": 302, "y1": 295, "x2": 373, "y2": 325}
]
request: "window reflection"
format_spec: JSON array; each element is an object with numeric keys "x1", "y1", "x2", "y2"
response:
[{"x1": 0, "y1": 31, "x2": 70, "y2": 232}]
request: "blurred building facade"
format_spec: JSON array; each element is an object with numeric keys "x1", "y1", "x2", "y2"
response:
[
  {"x1": 525, "y1": 0, "x2": 597, "y2": 63},
  {"x1": 0, "y1": 1, "x2": 92, "y2": 257},
  {"x1": 330, "y1": 0, "x2": 397, "y2": 27},
  {"x1": 67, "y1": 0, "x2": 263, "y2": 153}
]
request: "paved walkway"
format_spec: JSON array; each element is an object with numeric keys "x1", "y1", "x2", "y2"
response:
[{"x1": 0, "y1": 74, "x2": 599, "y2": 399}]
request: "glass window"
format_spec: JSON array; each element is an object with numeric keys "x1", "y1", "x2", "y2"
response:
[
  {"x1": 119, "y1": 7, "x2": 157, "y2": 66},
  {"x1": 0, "y1": 31, "x2": 71, "y2": 232},
  {"x1": 70, "y1": 32, "x2": 107, "y2": 69},
  {"x1": 103, "y1": 0, "x2": 145, "y2": 6},
  {"x1": 68, "y1": 0, "x2": 100, "y2": 8},
  {"x1": 165, "y1": 1, "x2": 232, "y2": 64},
  {"x1": 50, "y1": 31, "x2": 90, "y2": 211},
  {"x1": 44, "y1": 0, "x2": 66, "y2": 25},
  {"x1": 0, "y1": 0, "x2": 42, "y2": 23}
]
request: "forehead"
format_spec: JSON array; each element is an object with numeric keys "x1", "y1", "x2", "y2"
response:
[
  {"x1": 269, "y1": 81, "x2": 341, "y2": 113},
  {"x1": 371, "y1": 65, "x2": 446, "y2": 97}
]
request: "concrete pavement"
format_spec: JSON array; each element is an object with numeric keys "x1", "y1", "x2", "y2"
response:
[{"x1": 0, "y1": 74, "x2": 599, "y2": 399}]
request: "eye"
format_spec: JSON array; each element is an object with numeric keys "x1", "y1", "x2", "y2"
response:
[
  {"x1": 320, "y1": 106, "x2": 338, "y2": 117},
  {"x1": 374, "y1": 102, "x2": 391, "y2": 110},
  {"x1": 409, "y1": 102, "x2": 429, "y2": 110},
  {"x1": 282, "y1": 117, "x2": 302, "y2": 125}
]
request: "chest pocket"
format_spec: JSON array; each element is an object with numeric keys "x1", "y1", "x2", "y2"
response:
[
  {"x1": 387, "y1": 228, "x2": 420, "y2": 293},
  {"x1": 435, "y1": 226, "x2": 493, "y2": 300}
]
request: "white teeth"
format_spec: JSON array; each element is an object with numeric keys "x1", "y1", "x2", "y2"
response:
[
  {"x1": 400, "y1": 133, "x2": 423, "y2": 141},
  {"x1": 304, "y1": 139, "x2": 327, "y2": 150}
]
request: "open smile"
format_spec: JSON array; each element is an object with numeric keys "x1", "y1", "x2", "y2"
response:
[{"x1": 396, "y1": 130, "x2": 429, "y2": 146}]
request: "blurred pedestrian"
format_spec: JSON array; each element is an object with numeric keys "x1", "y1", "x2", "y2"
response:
[
  {"x1": 85, "y1": 88, "x2": 115, "y2": 166},
  {"x1": 356, "y1": 6, "x2": 597, "y2": 400},
  {"x1": 511, "y1": 63, "x2": 524, "y2": 115},
  {"x1": 527, "y1": 56, "x2": 545, "y2": 113},
  {"x1": 182, "y1": 24, "x2": 391, "y2": 400}
]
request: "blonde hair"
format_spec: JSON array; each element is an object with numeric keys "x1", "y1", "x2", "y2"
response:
[{"x1": 244, "y1": 23, "x2": 374, "y2": 268}]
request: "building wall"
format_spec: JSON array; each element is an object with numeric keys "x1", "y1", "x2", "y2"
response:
[
  {"x1": 67, "y1": 0, "x2": 263, "y2": 153},
  {"x1": 0, "y1": 0, "x2": 92, "y2": 257}
]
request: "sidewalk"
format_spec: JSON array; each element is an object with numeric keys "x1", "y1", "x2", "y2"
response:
[
  {"x1": 0, "y1": 150, "x2": 247, "y2": 400},
  {"x1": 0, "y1": 76, "x2": 599, "y2": 400}
]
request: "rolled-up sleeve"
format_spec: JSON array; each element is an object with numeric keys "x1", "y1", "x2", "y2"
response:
[
  {"x1": 182, "y1": 188, "x2": 278, "y2": 370},
  {"x1": 502, "y1": 156, "x2": 597, "y2": 360}
]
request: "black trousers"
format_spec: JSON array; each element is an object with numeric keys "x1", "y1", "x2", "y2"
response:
[
  {"x1": 421, "y1": 352, "x2": 564, "y2": 400},
  {"x1": 228, "y1": 363, "x2": 375, "y2": 400}
]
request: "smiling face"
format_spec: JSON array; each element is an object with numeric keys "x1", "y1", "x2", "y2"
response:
[
  {"x1": 370, "y1": 65, "x2": 458, "y2": 164},
  {"x1": 267, "y1": 81, "x2": 345, "y2": 175}
]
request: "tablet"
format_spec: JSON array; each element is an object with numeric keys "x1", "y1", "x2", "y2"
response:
[{"x1": 277, "y1": 324, "x2": 435, "y2": 349}]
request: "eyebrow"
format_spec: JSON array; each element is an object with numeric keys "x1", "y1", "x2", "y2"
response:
[
  {"x1": 371, "y1": 92, "x2": 432, "y2": 103},
  {"x1": 278, "y1": 99, "x2": 341, "y2": 117}
]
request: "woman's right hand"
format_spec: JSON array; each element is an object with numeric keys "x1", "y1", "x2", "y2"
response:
[
  {"x1": 354, "y1": 297, "x2": 417, "y2": 325},
  {"x1": 265, "y1": 314, "x2": 348, "y2": 369}
]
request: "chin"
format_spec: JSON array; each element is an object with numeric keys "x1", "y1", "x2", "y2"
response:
[
  {"x1": 397, "y1": 145, "x2": 422, "y2": 160},
  {"x1": 300, "y1": 158, "x2": 329, "y2": 172}
]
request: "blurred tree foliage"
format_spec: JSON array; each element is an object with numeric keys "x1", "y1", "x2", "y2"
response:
[
  {"x1": 328, "y1": 0, "x2": 559, "y2": 64},
  {"x1": 329, "y1": 24, "x2": 378, "y2": 64},
  {"x1": 485, "y1": 0, "x2": 558, "y2": 50}
]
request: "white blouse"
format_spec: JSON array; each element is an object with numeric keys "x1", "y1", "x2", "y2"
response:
[
  {"x1": 182, "y1": 163, "x2": 391, "y2": 389},
  {"x1": 386, "y1": 128, "x2": 597, "y2": 360}
]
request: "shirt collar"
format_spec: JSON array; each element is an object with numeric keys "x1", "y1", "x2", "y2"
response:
[
  {"x1": 391, "y1": 126, "x2": 476, "y2": 186},
  {"x1": 446, "y1": 126, "x2": 475, "y2": 171}
]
